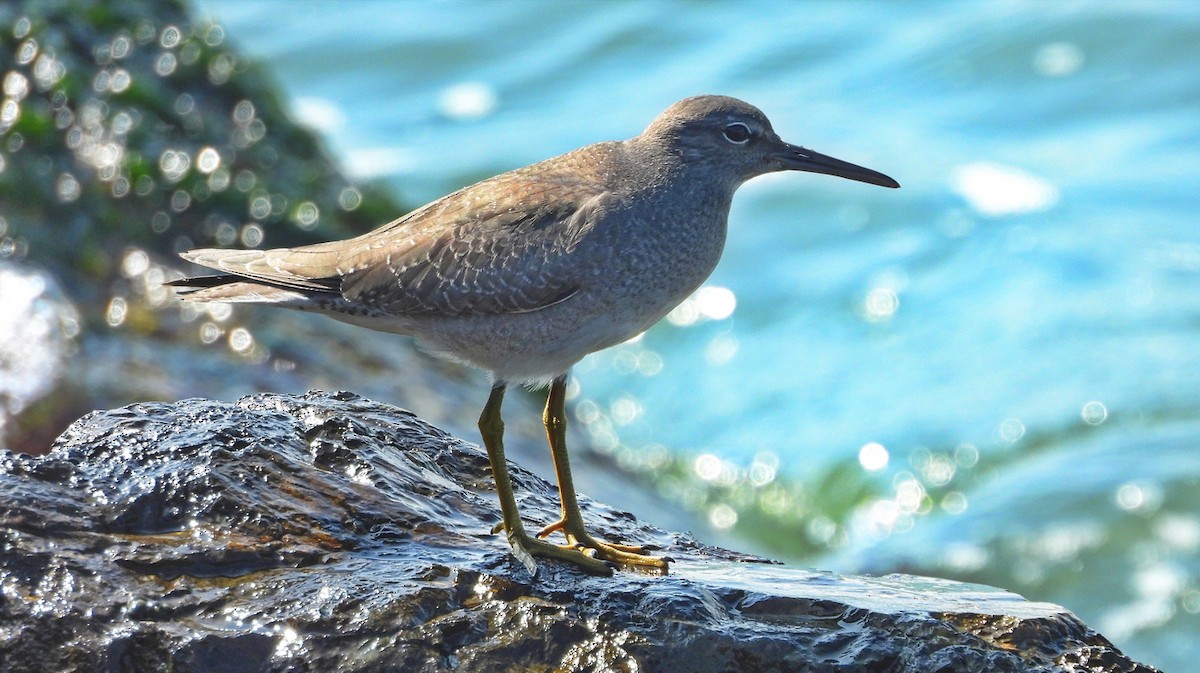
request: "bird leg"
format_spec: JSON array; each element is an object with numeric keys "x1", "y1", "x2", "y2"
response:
[
  {"x1": 534, "y1": 374, "x2": 670, "y2": 571},
  {"x1": 478, "y1": 382, "x2": 614, "y2": 576}
]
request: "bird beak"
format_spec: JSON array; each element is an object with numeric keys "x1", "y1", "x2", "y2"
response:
[{"x1": 776, "y1": 142, "x2": 900, "y2": 188}]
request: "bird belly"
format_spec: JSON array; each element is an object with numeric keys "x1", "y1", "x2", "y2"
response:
[
  {"x1": 319, "y1": 201, "x2": 728, "y2": 385},
  {"x1": 401, "y1": 250, "x2": 720, "y2": 385}
]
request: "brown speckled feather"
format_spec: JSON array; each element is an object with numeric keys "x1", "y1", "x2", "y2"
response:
[
  {"x1": 338, "y1": 152, "x2": 617, "y2": 315},
  {"x1": 179, "y1": 143, "x2": 620, "y2": 316}
]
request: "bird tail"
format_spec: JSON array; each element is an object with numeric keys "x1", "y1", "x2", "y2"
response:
[{"x1": 168, "y1": 246, "x2": 343, "y2": 304}]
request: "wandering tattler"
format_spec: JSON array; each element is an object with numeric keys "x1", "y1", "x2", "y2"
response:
[{"x1": 170, "y1": 95, "x2": 899, "y2": 576}]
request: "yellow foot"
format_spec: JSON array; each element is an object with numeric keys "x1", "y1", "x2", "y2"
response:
[
  {"x1": 493, "y1": 523, "x2": 670, "y2": 576},
  {"x1": 534, "y1": 519, "x2": 670, "y2": 571},
  {"x1": 503, "y1": 528, "x2": 614, "y2": 576},
  {"x1": 535, "y1": 518, "x2": 645, "y2": 553}
]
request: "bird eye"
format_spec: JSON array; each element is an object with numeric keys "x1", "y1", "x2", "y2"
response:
[{"x1": 722, "y1": 122, "x2": 752, "y2": 144}]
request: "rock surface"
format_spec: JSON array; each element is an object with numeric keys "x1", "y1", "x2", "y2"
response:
[{"x1": 0, "y1": 392, "x2": 1159, "y2": 672}]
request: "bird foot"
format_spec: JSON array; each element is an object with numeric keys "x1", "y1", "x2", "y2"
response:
[
  {"x1": 534, "y1": 518, "x2": 670, "y2": 571},
  {"x1": 492, "y1": 521, "x2": 670, "y2": 576},
  {"x1": 500, "y1": 527, "x2": 615, "y2": 576}
]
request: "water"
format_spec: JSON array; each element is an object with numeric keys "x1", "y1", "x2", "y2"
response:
[{"x1": 193, "y1": 1, "x2": 1200, "y2": 668}]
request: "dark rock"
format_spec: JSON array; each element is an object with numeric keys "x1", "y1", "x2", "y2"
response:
[{"x1": 0, "y1": 392, "x2": 1159, "y2": 672}]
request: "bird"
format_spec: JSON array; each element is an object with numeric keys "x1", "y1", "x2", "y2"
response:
[{"x1": 169, "y1": 95, "x2": 899, "y2": 576}]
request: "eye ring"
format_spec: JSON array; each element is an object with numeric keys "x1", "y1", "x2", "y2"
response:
[{"x1": 722, "y1": 122, "x2": 752, "y2": 144}]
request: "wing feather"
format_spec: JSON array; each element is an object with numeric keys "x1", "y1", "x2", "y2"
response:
[
  {"x1": 177, "y1": 142, "x2": 621, "y2": 317},
  {"x1": 340, "y1": 166, "x2": 613, "y2": 316}
]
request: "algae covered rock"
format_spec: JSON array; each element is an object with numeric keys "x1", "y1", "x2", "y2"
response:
[
  {"x1": 0, "y1": 0, "x2": 394, "y2": 293},
  {"x1": 0, "y1": 0, "x2": 441, "y2": 454}
]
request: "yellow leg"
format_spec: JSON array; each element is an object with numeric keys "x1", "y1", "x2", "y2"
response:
[
  {"x1": 534, "y1": 374, "x2": 670, "y2": 572},
  {"x1": 478, "y1": 382, "x2": 613, "y2": 576}
]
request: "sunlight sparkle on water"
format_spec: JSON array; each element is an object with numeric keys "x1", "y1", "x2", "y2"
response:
[
  {"x1": 3, "y1": 71, "x2": 29, "y2": 99},
  {"x1": 158, "y1": 149, "x2": 191, "y2": 183},
  {"x1": 0, "y1": 268, "x2": 78, "y2": 415},
  {"x1": 866, "y1": 499, "x2": 901, "y2": 536},
  {"x1": 911, "y1": 449, "x2": 956, "y2": 487},
  {"x1": 610, "y1": 395, "x2": 642, "y2": 426},
  {"x1": 1029, "y1": 523, "x2": 1106, "y2": 564},
  {"x1": 1034, "y1": 42, "x2": 1085, "y2": 77},
  {"x1": 155, "y1": 52, "x2": 177, "y2": 76},
  {"x1": 1115, "y1": 481, "x2": 1163, "y2": 513},
  {"x1": 196, "y1": 146, "x2": 221, "y2": 173},
  {"x1": 997, "y1": 417, "x2": 1026, "y2": 444},
  {"x1": 858, "y1": 442, "x2": 889, "y2": 471},
  {"x1": 206, "y1": 304, "x2": 232, "y2": 323},
  {"x1": 438, "y1": 82, "x2": 498, "y2": 120},
  {"x1": 941, "y1": 542, "x2": 989, "y2": 572},
  {"x1": 1081, "y1": 400, "x2": 1108, "y2": 425},
  {"x1": 861, "y1": 287, "x2": 898, "y2": 323},
  {"x1": 951, "y1": 162, "x2": 1059, "y2": 217},
  {"x1": 748, "y1": 451, "x2": 778, "y2": 487},
  {"x1": 694, "y1": 454, "x2": 722, "y2": 481},
  {"x1": 241, "y1": 223, "x2": 265, "y2": 247},
  {"x1": 895, "y1": 477, "x2": 927, "y2": 514},
  {"x1": 0, "y1": 100, "x2": 18, "y2": 131},
  {"x1": 940, "y1": 491, "x2": 968, "y2": 515},
  {"x1": 199, "y1": 322, "x2": 222, "y2": 343},
  {"x1": 273, "y1": 624, "x2": 303, "y2": 658},
  {"x1": 56, "y1": 173, "x2": 80, "y2": 202},
  {"x1": 954, "y1": 444, "x2": 979, "y2": 468},
  {"x1": 1155, "y1": 515, "x2": 1200, "y2": 552},
  {"x1": 345, "y1": 147, "x2": 416, "y2": 180},
  {"x1": 709, "y1": 503, "x2": 738, "y2": 530},
  {"x1": 15, "y1": 36, "x2": 36, "y2": 65},
  {"x1": 293, "y1": 202, "x2": 320, "y2": 229},
  {"x1": 667, "y1": 285, "x2": 736, "y2": 327},
  {"x1": 105, "y1": 297, "x2": 127, "y2": 327},
  {"x1": 293, "y1": 96, "x2": 346, "y2": 133},
  {"x1": 704, "y1": 333, "x2": 738, "y2": 365},
  {"x1": 160, "y1": 25, "x2": 181, "y2": 49},
  {"x1": 121, "y1": 249, "x2": 150, "y2": 278},
  {"x1": 1100, "y1": 561, "x2": 1185, "y2": 642},
  {"x1": 228, "y1": 327, "x2": 253, "y2": 353},
  {"x1": 693, "y1": 453, "x2": 737, "y2": 486}
]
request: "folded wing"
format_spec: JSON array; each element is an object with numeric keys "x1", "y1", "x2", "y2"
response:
[{"x1": 173, "y1": 166, "x2": 610, "y2": 317}]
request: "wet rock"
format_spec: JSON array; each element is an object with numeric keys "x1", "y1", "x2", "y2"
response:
[{"x1": 0, "y1": 392, "x2": 1159, "y2": 672}]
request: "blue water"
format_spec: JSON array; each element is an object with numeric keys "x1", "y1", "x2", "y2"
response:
[{"x1": 195, "y1": 1, "x2": 1200, "y2": 667}]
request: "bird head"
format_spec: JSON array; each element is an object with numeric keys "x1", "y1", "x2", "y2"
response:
[{"x1": 638, "y1": 95, "x2": 899, "y2": 189}]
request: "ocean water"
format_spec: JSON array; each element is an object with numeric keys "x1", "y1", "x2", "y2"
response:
[{"x1": 194, "y1": 1, "x2": 1200, "y2": 668}]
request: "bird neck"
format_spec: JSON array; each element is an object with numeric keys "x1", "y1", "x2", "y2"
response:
[{"x1": 620, "y1": 139, "x2": 739, "y2": 212}]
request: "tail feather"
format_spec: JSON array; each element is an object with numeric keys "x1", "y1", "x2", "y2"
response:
[
  {"x1": 170, "y1": 247, "x2": 343, "y2": 299},
  {"x1": 167, "y1": 273, "x2": 244, "y2": 289},
  {"x1": 169, "y1": 280, "x2": 313, "y2": 304}
]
